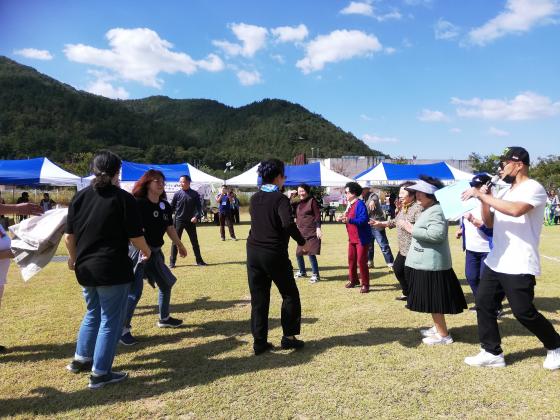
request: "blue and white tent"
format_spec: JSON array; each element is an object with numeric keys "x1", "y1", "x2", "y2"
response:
[
  {"x1": 355, "y1": 162, "x2": 473, "y2": 186},
  {"x1": 226, "y1": 162, "x2": 353, "y2": 187},
  {"x1": 0, "y1": 157, "x2": 81, "y2": 186},
  {"x1": 120, "y1": 161, "x2": 223, "y2": 184}
]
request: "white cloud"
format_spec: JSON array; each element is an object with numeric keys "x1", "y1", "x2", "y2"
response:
[
  {"x1": 270, "y1": 54, "x2": 285, "y2": 64},
  {"x1": 271, "y1": 24, "x2": 308, "y2": 43},
  {"x1": 340, "y1": 1, "x2": 374, "y2": 16},
  {"x1": 434, "y1": 19, "x2": 460, "y2": 40},
  {"x1": 384, "y1": 47, "x2": 397, "y2": 54},
  {"x1": 13, "y1": 48, "x2": 53, "y2": 60},
  {"x1": 488, "y1": 126, "x2": 510, "y2": 137},
  {"x1": 87, "y1": 80, "x2": 129, "y2": 99},
  {"x1": 64, "y1": 28, "x2": 225, "y2": 88},
  {"x1": 340, "y1": 1, "x2": 402, "y2": 21},
  {"x1": 362, "y1": 133, "x2": 399, "y2": 144},
  {"x1": 402, "y1": 38, "x2": 413, "y2": 48},
  {"x1": 360, "y1": 114, "x2": 373, "y2": 121},
  {"x1": 213, "y1": 23, "x2": 268, "y2": 57},
  {"x1": 417, "y1": 109, "x2": 450, "y2": 122},
  {"x1": 467, "y1": 0, "x2": 560, "y2": 46},
  {"x1": 236, "y1": 70, "x2": 262, "y2": 86},
  {"x1": 450, "y1": 127, "x2": 462, "y2": 134},
  {"x1": 451, "y1": 91, "x2": 560, "y2": 120},
  {"x1": 296, "y1": 30, "x2": 383, "y2": 74}
]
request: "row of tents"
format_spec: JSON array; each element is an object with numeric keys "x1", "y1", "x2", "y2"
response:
[{"x1": 0, "y1": 157, "x2": 475, "y2": 189}]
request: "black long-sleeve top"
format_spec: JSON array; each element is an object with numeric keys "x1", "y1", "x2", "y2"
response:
[
  {"x1": 247, "y1": 190, "x2": 305, "y2": 252},
  {"x1": 170, "y1": 188, "x2": 202, "y2": 221}
]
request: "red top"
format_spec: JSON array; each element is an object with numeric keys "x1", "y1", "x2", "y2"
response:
[{"x1": 345, "y1": 201, "x2": 360, "y2": 244}]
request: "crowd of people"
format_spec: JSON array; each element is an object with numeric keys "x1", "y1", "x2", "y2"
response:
[{"x1": 0, "y1": 146, "x2": 559, "y2": 391}]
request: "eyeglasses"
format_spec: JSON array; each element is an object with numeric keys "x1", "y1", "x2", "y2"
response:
[{"x1": 499, "y1": 161, "x2": 513, "y2": 170}]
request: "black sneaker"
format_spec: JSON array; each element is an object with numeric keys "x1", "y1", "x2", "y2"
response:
[
  {"x1": 119, "y1": 331, "x2": 137, "y2": 346},
  {"x1": 88, "y1": 371, "x2": 128, "y2": 389},
  {"x1": 281, "y1": 336, "x2": 305, "y2": 350},
  {"x1": 66, "y1": 359, "x2": 93, "y2": 374},
  {"x1": 253, "y1": 342, "x2": 274, "y2": 355},
  {"x1": 0, "y1": 345, "x2": 7, "y2": 353},
  {"x1": 196, "y1": 261, "x2": 208, "y2": 266},
  {"x1": 157, "y1": 316, "x2": 183, "y2": 328}
]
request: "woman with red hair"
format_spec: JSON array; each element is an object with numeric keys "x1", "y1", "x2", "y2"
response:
[{"x1": 121, "y1": 169, "x2": 188, "y2": 346}]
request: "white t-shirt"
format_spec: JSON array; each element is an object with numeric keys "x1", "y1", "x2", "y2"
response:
[
  {"x1": 484, "y1": 179, "x2": 546, "y2": 276},
  {"x1": 0, "y1": 225, "x2": 12, "y2": 285},
  {"x1": 463, "y1": 204, "x2": 491, "y2": 253}
]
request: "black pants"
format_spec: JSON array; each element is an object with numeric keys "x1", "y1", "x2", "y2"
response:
[
  {"x1": 477, "y1": 266, "x2": 560, "y2": 355},
  {"x1": 219, "y1": 212, "x2": 236, "y2": 239},
  {"x1": 393, "y1": 252, "x2": 408, "y2": 296},
  {"x1": 170, "y1": 219, "x2": 203, "y2": 264},
  {"x1": 232, "y1": 208, "x2": 240, "y2": 224},
  {"x1": 247, "y1": 246, "x2": 301, "y2": 344}
]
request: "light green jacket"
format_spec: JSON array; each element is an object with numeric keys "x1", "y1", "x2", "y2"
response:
[{"x1": 404, "y1": 203, "x2": 452, "y2": 271}]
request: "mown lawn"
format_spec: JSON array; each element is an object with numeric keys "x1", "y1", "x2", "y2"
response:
[{"x1": 1, "y1": 219, "x2": 559, "y2": 419}]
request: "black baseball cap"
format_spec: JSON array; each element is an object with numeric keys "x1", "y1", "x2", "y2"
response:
[
  {"x1": 500, "y1": 146, "x2": 530, "y2": 165},
  {"x1": 470, "y1": 173, "x2": 492, "y2": 187}
]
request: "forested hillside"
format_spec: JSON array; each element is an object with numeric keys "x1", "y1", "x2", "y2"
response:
[{"x1": 0, "y1": 56, "x2": 384, "y2": 175}]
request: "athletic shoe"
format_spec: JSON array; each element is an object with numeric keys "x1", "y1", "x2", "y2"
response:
[
  {"x1": 253, "y1": 342, "x2": 274, "y2": 355},
  {"x1": 231, "y1": 237, "x2": 238, "y2": 241},
  {"x1": 66, "y1": 359, "x2": 93, "y2": 374},
  {"x1": 543, "y1": 347, "x2": 560, "y2": 370},
  {"x1": 309, "y1": 274, "x2": 319, "y2": 284},
  {"x1": 367, "y1": 261, "x2": 373, "y2": 268},
  {"x1": 420, "y1": 326, "x2": 437, "y2": 337},
  {"x1": 0, "y1": 345, "x2": 7, "y2": 353},
  {"x1": 88, "y1": 371, "x2": 128, "y2": 389},
  {"x1": 469, "y1": 305, "x2": 477, "y2": 312},
  {"x1": 294, "y1": 271, "x2": 306, "y2": 279},
  {"x1": 221, "y1": 237, "x2": 226, "y2": 241},
  {"x1": 464, "y1": 349, "x2": 506, "y2": 368},
  {"x1": 168, "y1": 263, "x2": 175, "y2": 269},
  {"x1": 395, "y1": 295, "x2": 407, "y2": 301},
  {"x1": 387, "y1": 264, "x2": 394, "y2": 272},
  {"x1": 119, "y1": 332, "x2": 137, "y2": 346},
  {"x1": 422, "y1": 334, "x2": 453, "y2": 345},
  {"x1": 281, "y1": 336, "x2": 305, "y2": 350},
  {"x1": 196, "y1": 261, "x2": 208, "y2": 266},
  {"x1": 157, "y1": 316, "x2": 183, "y2": 328}
]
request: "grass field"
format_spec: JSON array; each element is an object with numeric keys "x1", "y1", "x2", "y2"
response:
[{"x1": 1, "y1": 219, "x2": 559, "y2": 419}]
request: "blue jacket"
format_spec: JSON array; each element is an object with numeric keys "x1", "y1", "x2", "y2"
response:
[{"x1": 348, "y1": 200, "x2": 373, "y2": 246}]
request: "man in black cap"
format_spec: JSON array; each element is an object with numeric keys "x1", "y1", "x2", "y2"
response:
[
  {"x1": 169, "y1": 175, "x2": 207, "y2": 267},
  {"x1": 463, "y1": 147, "x2": 560, "y2": 370}
]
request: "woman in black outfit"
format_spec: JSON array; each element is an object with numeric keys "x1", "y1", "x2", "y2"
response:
[{"x1": 247, "y1": 159, "x2": 306, "y2": 355}]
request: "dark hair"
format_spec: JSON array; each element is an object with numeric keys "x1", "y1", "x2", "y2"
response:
[
  {"x1": 132, "y1": 169, "x2": 166, "y2": 200},
  {"x1": 399, "y1": 181, "x2": 416, "y2": 199},
  {"x1": 91, "y1": 150, "x2": 122, "y2": 191},
  {"x1": 258, "y1": 159, "x2": 285, "y2": 184},
  {"x1": 345, "y1": 182, "x2": 363, "y2": 197},
  {"x1": 180, "y1": 175, "x2": 191, "y2": 182},
  {"x1": 419, "y1": 175, "x2": 444, "y2": 201},
  {"x1": 297, "y1": 183, "x2": 311, "y2": 194},
  {"x1": 43, "y1": 192, "x2": 49, "y2": 198}
]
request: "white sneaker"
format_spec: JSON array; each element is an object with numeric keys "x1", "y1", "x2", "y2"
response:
[
  {"x1": 464, "y1": 349, "x2": 506, "y2": 368},
  {"x1": 309, "y1": 274, "x2": 319, "y2": 284},
  {"x1": 294, "y1": 271, "x2": 306, "y2": 279},
  {"x1": 543, "y1": 347, "x2": 560, "y2": 370},
  {"x1": 420, "y1": 326, "x2": 437, "y2": 337},
  {"x1": 367, "y1": 261, "x2": 373, "y2": 268},
  {"x1": 422, "y1": 334, "x2": 453, "y2": 345},
  {"x1": 387, "y1": 264, "x2": 394, "y2": 272}
]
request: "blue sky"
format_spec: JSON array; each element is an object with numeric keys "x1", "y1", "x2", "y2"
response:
[{"x1": 1, "y1": 0, "x2": 559, "y2": 160}]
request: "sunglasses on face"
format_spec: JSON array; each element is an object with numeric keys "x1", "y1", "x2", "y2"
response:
[{"x1": 499, "y1": 161, "x2": 513, "y2": 170}]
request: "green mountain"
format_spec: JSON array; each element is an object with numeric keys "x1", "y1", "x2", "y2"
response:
[{"x1": 0, "y1": 56, "x2": 384, "y2": 174}]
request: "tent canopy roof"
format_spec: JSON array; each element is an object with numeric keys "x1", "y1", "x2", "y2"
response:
[
  {"x1": 0, "y1": 157, "x2": 81, "y2": 186},
  {"x1": 120, "y1": 161, "x2": 223, "y2": 184},
  {"x1": 226, "y1": 162, "x2": 353, "y2": 187},
  {"x1": 355, "y1": 162, "x2": 472, "y2": 185}
]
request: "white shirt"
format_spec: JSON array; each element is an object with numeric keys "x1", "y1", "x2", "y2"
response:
[
  {"x1": 0, "y1": 225, "x2": 11, "y2": 284},
  {"x1": 463, "y1": 204, "x2": 491, "y2": 253},
  {"x1": 484, "y1": 179, "x2": 546, "y2": 276}
]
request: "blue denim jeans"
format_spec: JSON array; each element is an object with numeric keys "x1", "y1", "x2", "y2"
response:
[
  {"x1": 368, "y1": 228, "x2": 394, "y2": 265},
  {"x1": 74, "y1": 283, "x2": 130, "y2": 375},
  {"x1": 296, "y1": 255, "x2": 319, "y2": 276},
  {"x1": 125, "y1": 263, "x2": 172, "y2": 328}
]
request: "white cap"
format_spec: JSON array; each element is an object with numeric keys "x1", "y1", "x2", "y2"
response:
[{"x1": 405, "y1": 180, "x2": 439, "y2": 194}]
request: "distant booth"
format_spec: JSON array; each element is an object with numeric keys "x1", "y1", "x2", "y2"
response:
[
  {"x1": 355, "y1": 162, "x2": 473, "y2": 186},
  {"x1": 225, "y1": 161, "x2": 353, "y2": 187},
  {"x1": 0, "y1": 157, "x2": 81, "y2": 187},
  {"x1": 226, "y1": 161, "x2": 354, "y2": 221}
]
